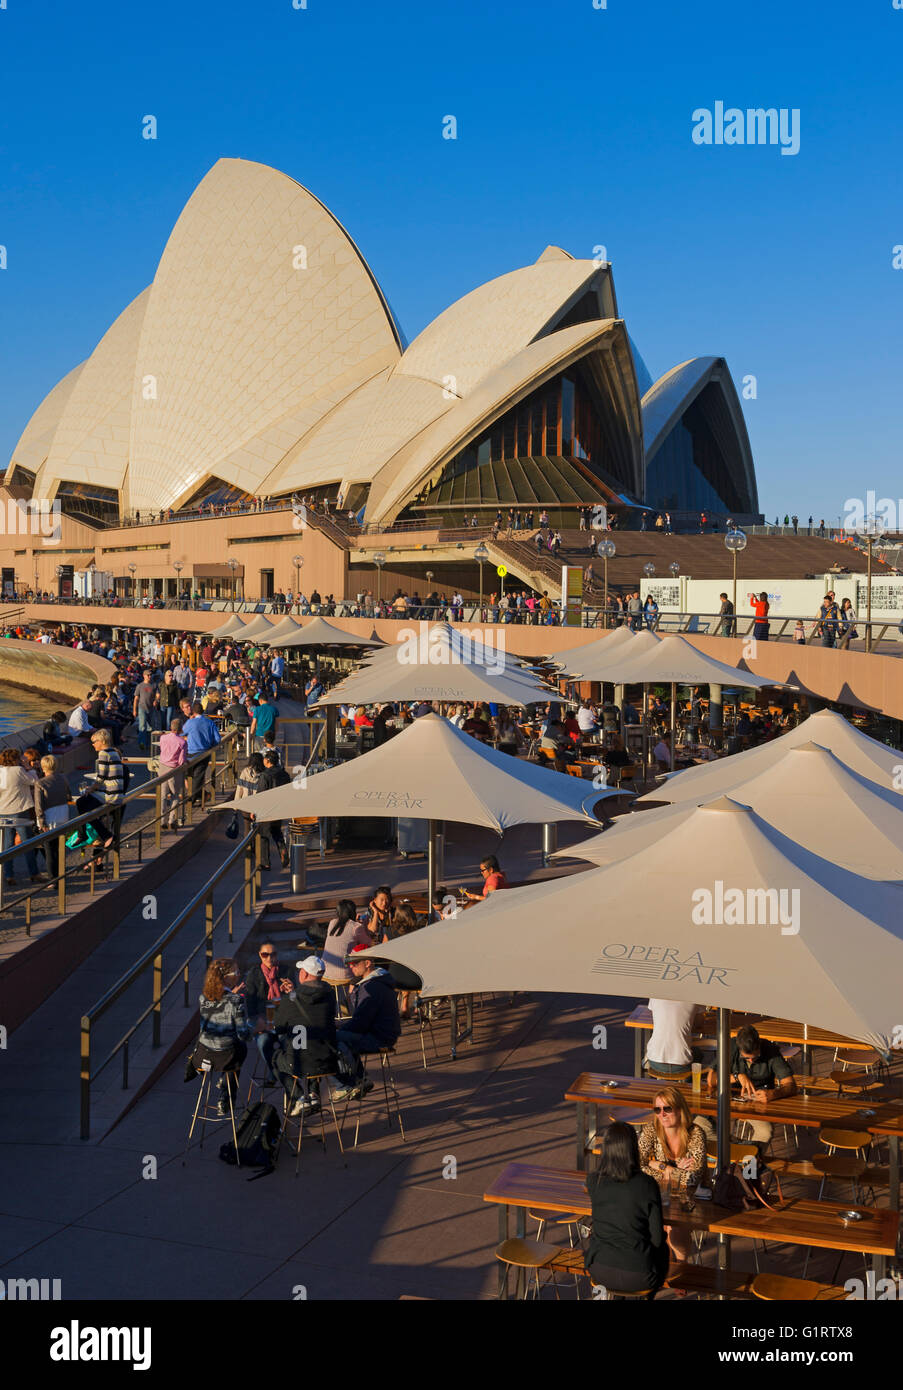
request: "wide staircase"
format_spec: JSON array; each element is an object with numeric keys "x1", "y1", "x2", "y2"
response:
[{"x1": 491, "y1": 529, "x2": 894, "y2": 593}]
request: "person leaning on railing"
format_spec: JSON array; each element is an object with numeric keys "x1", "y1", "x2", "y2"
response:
[
  {"x1": 0, "y1": 747, "x2": 43, "y2": 884},
  {"x1": 75, "y1": 728, "x2": 123, "y2": 861}
]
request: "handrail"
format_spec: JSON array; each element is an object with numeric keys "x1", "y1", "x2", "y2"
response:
[
  {"x1": 0, "y1": 729, "x2": 241, "y2": 928},
  {"x1": 80, "y1": 820, "x2": 262, "y2": 1139}
]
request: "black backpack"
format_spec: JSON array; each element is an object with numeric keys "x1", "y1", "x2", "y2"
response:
[{"x1": 219, "y1": 1102, "x2": 281, "y2": 1177}]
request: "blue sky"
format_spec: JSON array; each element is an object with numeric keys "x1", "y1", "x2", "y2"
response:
[{"x1": 1, "y1": 0, "x2": 901, "y2": 521}]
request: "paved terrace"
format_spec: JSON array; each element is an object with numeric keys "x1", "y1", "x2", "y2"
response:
[{"x1": 1, "y1": 816, "x2": 898, "y2": 1301}]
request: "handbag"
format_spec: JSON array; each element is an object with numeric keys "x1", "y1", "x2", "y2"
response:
[
  {"x1": 712, "y1": 1159, "x2": 783, "y2": 1211},
  {"x1": 225, "y1": 812, "x2": 240, "y2": 839}
]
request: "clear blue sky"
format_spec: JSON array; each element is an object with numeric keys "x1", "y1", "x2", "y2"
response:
[{"x1": 1, "y1": 0, "x2": 901, "y2": 522}]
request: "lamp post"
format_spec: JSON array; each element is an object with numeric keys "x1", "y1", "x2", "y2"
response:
[
  {"x1": 127, "y1": 563, "x2": 137, "y2": 604},
  {"x1": 425, "y1": 570, "x2": 434, "y2": 620},
  {"x1": 227, "y1": 557, "x2": 238, "y2": 611},
  {"x1": 474, "y1": 542, "x2": 489, "y2": 620},
  {"x1": 55, "y1": 564, "x2": 64, "y2": 601},
  {"x1": 858, "y1": 518, "x2": 886, "y2": 653},
  {"x1": 173, "y1": 560, "x2": 183, "y2": 607},
  {"x1": 597, "y1": 538, "x2": 616, "y2": 627},
  {"x1": 292, "y1": 554, "x2": 303, "y2": 611},
  {"x1": 724, "y1": 529, "x2": 747, "y2": 622},
  {"x1": 373, "y1": 552, "x2": 385, "y2": 604}
]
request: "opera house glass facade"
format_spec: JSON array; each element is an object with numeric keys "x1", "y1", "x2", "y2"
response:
[{"x1": 6, "y1": 158, "x2": 760, "y2": 530}]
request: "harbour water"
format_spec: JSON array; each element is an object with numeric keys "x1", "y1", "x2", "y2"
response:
[{"x1": 0, "y1": 684, "x2": 61, "y2": 737}]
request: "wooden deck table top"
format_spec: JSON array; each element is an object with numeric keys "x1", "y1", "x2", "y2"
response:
[
  {"x1": 483, "y1": 1161, "x2": 736, "y2": 1235},
  {"x1": 709, "y1": 1197, "x2": 899, "y2": 1257},
  {"x1": 624, "y1": 1006, "x2": 877, "y2": 1052},
  {"x1": 566, "y1": 1072, "x2": 903, "y2": 1139}
]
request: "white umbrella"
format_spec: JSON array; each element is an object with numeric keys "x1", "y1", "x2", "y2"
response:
[
  {"x1": 353, "y1": 622, "x2": 537, "y2": 672},
  {"x1": 602, "y1": 633, "x2": 776, "y2": 690},
  {"x1": 369, "y1": 796, "x2": 903, "y2": 1172},
  {"x1": 315, "y1": 627, "x2": 559, "y2": 708},
  {"x1": 643, "y1": 708, "x2": 903, "y2": 806},
  {"x1": 235, "y1": 614, "x2": 278, "y2": 642},
  {"x1": 209, "y1": 614, "x2": 252, "y2": 639},
  {"x1": 256, "y1": 616, "x2": 303, "y2": 645},
  {"x1": 560, "y1": 627, "x2": 660, "y2": 679},
  {"x1": 557, "y1": 742, "x2": 903, "y2": 880},
  {"x1": 275, "y1": 616, "x2": 386, "y2": 649},
  {"x1": 220, "y1": 712, "x2": 622, "y2": 909}
]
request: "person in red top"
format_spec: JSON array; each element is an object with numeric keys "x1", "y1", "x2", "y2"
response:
[
  {"x1": 461, "y1": 854, "x2": 508, "y2": 902},
  {"x1": 354, "y1": 707, "x2": 374, "y2": 729},
  {"x1": 751, "y1": 591, "x2": 770, "y2": 642}
]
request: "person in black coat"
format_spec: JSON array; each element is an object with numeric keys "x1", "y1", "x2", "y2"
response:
[
  {"x1": 585, "y1": 1121, "x2": 669, "y2": 1299},
  {"x1": 270, "y1": 957, "x2": 339, "y2": 1114},
  {"x1": 334, "y1": 947, "x2": 401, "y2": 1096},
  {"x1": 259, "y1": 751, "x2": 290, "y2": 868}
]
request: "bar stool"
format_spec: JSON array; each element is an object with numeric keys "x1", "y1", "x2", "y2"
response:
[
  {"x1": 341, "y1": 1049, "x2": 406, "y2": 1149},
  {"x1": 495, "y1": 1238, "x2": 559, "y2": 1299},
  {"x1": 244, "y1": 1042, "x2": 282, "y2": 1105},
  {"x1": 751, "y1": 1273, "x2": 846, "y2": 1301},
  {"x1": 412, "y1": 999, "x2": 440, "y2": 1070},
  {"x1": 645, "y1": 1065, "x2": 692, "y2": 1083},
  {"x1": 183, "y1": 1061, "x2": 240, "y2": 1165},
  {"x1": 813, "y1": 1128, "x2": 872, "y2": 1203},
  {"x1": 277, "y1": 1073, "x2": 346, "y2": 1176},
  {"x1": 324, "y1": 978, "x2": 351, "y2": 1018}
]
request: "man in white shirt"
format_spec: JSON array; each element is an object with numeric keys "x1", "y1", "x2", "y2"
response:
[
  {"x1": 576, "y1": 700, "x2": 599, "y2": 739},
  {"x1": 653, "y1": 737, "x2": 671, "y2": 769},
  {"x1": 645, "y1": 998, "x2": 701, "y2": 1075},
  {"x1": 68, "y1": 701, "x2": 95, "y2": 738}
]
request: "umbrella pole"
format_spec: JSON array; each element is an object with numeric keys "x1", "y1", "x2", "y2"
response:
[
  {"x1": 670, "y1": 682, "x2": 676, "y2": 766},
  {"x1": 428, "y1": 819, "x2": 437, "y2": 918},
  {"x1": 716, "y1": 1007, "x2": 732, "y2": 1273},
  {"x1": 642, "y1": 683, "x2": 648, "y2": 783}
]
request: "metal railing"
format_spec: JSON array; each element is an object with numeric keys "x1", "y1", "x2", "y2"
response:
[
  {"x1": 79, "y1": 821, "x2": 264, "y2": 1139},
  {"x1": 0, "y1": 730, "x2": 242, "y2": 929},
  {"x1": 577, "y1": 609, "x2": 903, "y2": 646}
]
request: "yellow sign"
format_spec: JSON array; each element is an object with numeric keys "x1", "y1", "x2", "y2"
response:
[{"x1": 496, "y1": 565, "x2": 507, "y2": 577}]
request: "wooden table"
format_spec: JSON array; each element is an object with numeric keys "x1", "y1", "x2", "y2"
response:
[
  {"x1": 483, "y1": 1160, "x2": 736, "y2": 1299},
  {"x1": 709, "y1": 1197, "x2": 899, "y2": 1281},
  {"x1": 565, "y1": 1072, "x2": 903, "y2": 1222},
  {"x1": 625, "y1": 1007, "x2": 877, "y2": 1077}
]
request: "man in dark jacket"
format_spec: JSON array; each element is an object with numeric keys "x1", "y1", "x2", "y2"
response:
[
  {"x1": 270, "y1": 957, "x2": 338, "y2": 1114},
  {"x1": 259, "y1": 751, "x2": 290, "y2": 868},
  {"x1": 334, "y1": 945, "x2": 401, "y2": 1097}
]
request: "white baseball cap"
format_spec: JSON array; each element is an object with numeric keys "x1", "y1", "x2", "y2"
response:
[{"x1": 295, "y1": 955, "x2": 324, "y2": 977}]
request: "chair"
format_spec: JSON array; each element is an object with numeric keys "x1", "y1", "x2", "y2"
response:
[
  {"x1": 751, "y1": 1273, "x2": 847, "y2": 1301},
  {"x1": 833, "y1": 1047, "x2": 883, "y2": 1073},
  {"x1": 277, "y1": 1072, "x2": 346, "y2": 1176},
  {"x1": 705, "y1": 1139, "x2": 760, "y2": 1168},
  {"x1": 324, "y1": 977, "x2": 351, "y2": 1018},
  {"x1": 244, "y1": 1040, "x2": 283, "y2": 1105},
  {"x1": 645, "y1": 1064, "x2": 692, "y2": 1083},
  {"x1": 565, "y1": 764, "x2": 585, "y2": 779},
  {"x1": 495, "y1": 1238, "x2": 559, "y2": 1299},
  {"x1": 341, "y1": 1048, "x2": 406, "y2": 1148},
  {"x1": 183, "y1": 1061, "x2": 240, "y2": 1165},
  {"x1": 812, "y1": 1126, "x2": 871, "y2": 1203}
]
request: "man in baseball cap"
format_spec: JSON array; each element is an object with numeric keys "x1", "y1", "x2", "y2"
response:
[
  {"x1": 333, "y1": 944, "x2": 401, "y2": 1100},
  {"x1": 268, "y1": 954, "x2": 338, "y2": 1115}
]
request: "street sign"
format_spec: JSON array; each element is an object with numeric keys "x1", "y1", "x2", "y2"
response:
[{"x1": 496, "y1": 565, "x2": 507, "y2": 577}]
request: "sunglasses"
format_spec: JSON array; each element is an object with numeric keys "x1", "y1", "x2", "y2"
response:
[
  {"x1": 260, "y1": 951, "x2": 276, "y2": 958},
  {"x1": 653, "y1": 1105, "x2": 674, "y2": 1114}
]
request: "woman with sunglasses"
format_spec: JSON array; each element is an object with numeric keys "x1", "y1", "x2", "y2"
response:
[
  {"x1": 638, "y1": 1085, "x2": 707, "y2": 1262},
  {"x1": 585, "y1": 1122, "x2": 669, "y2": 1299}
]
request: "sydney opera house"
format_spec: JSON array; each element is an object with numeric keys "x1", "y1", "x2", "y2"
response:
[{"x1": 2, "y1": 158, "x2": 760, "y2": 601}]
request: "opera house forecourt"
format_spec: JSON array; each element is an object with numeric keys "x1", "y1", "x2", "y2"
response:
[{"x1": 0, "y1": 157, "x2": 761, "y2": 604}]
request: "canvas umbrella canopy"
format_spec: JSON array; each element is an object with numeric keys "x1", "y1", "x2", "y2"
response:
[
  {"x1": 352, "y1": 622, "x2": 537, "y2": 673},
  {"x1": 209, "y1": 614, "x2": 252, "y2": 640},
  {"x1": 367, "y1": 796, "x2": 903, "y2": 1171},
  {"x1": 234, "y1": 614, "x2": 278, "y2": 642},
  {"x1": 274, "y1": 616, "x2": 386, "y2": 649},
  {"x1": 314, "y1": 629, "x2": 559, "y2": 708},
  {"x1": 559, "y1": 626, "x2": 660, "y2": 680},
  {"x1": 641, "y1": 708, "x2": 903, "y2": 806},
  {"x1": 256, "y1": 616, "x2": 303, "y2": 644},
  {"x1": 557, "y1": 742, "x2": 903, "y2": 880},
  {"x1": 220, "y1": 712, "x2": 623, "y2": 910}
]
